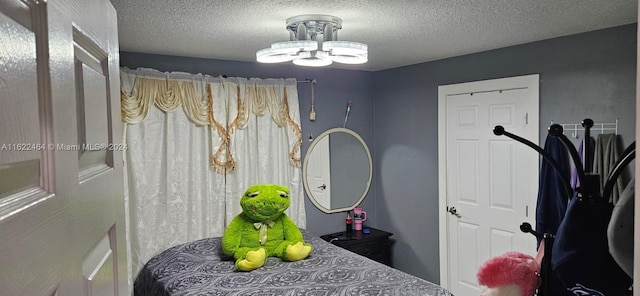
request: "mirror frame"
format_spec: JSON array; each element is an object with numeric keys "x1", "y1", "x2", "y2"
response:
[{"x1": 302, "y1": 127, "x2": 373, "y2": 213}]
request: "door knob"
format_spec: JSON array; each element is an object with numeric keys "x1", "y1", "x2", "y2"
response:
[
  {"x1": 318, "y1": 184, "x2": 326, "y2": 190},
  {"x1": 448, "y1": 206, "x2": 462, "y2": 218}
]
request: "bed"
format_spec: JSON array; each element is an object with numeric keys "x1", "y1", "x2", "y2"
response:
[{"x1": 134, "y1": 229, "x2": 453, "y2": 296}]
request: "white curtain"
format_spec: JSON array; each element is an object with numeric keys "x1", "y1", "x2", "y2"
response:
[{"x1": 120, "y1": 68, "x2": 305, "y2": 285}]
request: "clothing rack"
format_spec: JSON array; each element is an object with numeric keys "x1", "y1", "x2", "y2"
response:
[
  {"x1": 493, "y1": 118, "x2": 635, "y2": 296},
  {"x1": 550, "y1": 118, "x2": 618, "y2": 139}
]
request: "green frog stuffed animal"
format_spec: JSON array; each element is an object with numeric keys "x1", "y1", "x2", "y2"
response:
[{"x1": 222, "y1": 184, "x2": 312, "y2": 271}]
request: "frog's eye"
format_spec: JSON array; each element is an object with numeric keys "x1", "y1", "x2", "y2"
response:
[
  {"x1": 246, "y1": 191, "x2": 260, "y2": 198},
  {"x1": 277, "y1": 191, "x2": 289, "y2": 198}
]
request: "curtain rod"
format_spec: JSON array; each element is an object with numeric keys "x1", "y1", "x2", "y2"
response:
[{"x1": 218, "y1": 75, "x2": 314, "y2": 83}]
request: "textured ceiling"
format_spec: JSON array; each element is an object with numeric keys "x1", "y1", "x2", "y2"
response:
[{"x1": 109, "y1": 0, "x2": 637, "y2": 71}]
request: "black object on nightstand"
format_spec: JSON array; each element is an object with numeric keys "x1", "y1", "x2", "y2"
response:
[{"x1": 320, "y1": 227, "x2": 394, "y2": 266}]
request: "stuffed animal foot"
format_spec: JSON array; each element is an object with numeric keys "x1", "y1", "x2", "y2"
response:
[
  {"x1": 284, "y1": 242, "x2": 311, "y2": 261},
  {"x1": 236, "y1": 248, "x2": 266, "y2": 271}
]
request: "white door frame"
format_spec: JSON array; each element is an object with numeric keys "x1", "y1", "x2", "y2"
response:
[{"x1": 437, "y1": 74, "x2": 540, "y2": 289}]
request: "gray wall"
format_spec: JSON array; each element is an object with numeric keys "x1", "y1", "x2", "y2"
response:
[
  {"x1": 120, "y1": 52, "x2": 377, "y2": 237},
  {"x1": 372, "y1": 24, "x2": 636, "y2": 283},
  {"x1": 120, "y1": 23, "x2": 637, "y2": 285}
]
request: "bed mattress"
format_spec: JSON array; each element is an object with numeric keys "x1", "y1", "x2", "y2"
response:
[{"x1": 134, "y1": 229, "x2": 453, "y2": 296}]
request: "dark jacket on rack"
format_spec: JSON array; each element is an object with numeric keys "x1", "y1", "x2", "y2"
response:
[{"x1": 536, "y1": 134, "x2": 570, "y2": 244}]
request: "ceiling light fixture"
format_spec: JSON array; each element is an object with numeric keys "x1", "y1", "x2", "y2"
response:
[{"x1": 256, "y1": 14, "x2": 368, "y2": 67}]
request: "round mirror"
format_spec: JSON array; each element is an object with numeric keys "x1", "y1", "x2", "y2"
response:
[{"x1": 303, "y1": 128, "x2": 372, "y2": 213}]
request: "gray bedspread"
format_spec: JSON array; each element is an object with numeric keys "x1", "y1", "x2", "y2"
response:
[{"x1": 134, "y1": 229, "x2": 453, "y2": 296}]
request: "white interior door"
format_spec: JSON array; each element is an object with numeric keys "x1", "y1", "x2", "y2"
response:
[
  {"x1": 306, "y1": 135, "x2": 332, "y2": 210},
  {"x1": 0, "y1": 0, "x2": 126, "y2": 295},
  {"x1": 438, "y1": 75, "x2": 539, "y2": 295}
]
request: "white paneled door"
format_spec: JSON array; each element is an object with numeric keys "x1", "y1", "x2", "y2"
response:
[
  {"x1": 0, "y1": 0, "x2": 126, "y2": 295},
  {"x1": 438, "y1": 75, "x2": 540, "y2": 295},
  {"x1": 305, "y1": 135, "x2": 332, "y2": 210}
]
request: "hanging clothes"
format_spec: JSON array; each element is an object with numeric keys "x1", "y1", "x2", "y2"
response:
[
  {"x1": 534, "y1": 134, "x2": 571, "y2": 295},
  {"x1": 594, "y1": 133, "x2": 623, "y2": 203},
  {"x1": 608, "y1": 178, "x2": 634, "y2": 278},
  {"x1": 535, "y1": 134, "x2": 570, "y2": 245},
  {"x1": 570, "y1": 137, "x2": 595, "y2": 189},
  {"x1": 551, "y1": 191, "x2": 632, "y2": 294},
  {"x1": 552, "y1": 134, "x2": 632, "y2": 294}
]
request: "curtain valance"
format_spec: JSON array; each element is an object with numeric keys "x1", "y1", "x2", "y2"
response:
[
  {"x1": 120, "y1": 68, "x2": 302, "y2": 172},
  {"x1": 121, "y1": 77, "x2": 210, "y2": 125}
]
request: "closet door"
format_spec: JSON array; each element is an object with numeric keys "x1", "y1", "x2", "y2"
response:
[
  {"x1": 438, "y1": 75, "x2": 539, "y2": 295},
  {"x1": 0, "y1": 0, "x2": 126, "y2": 295}
]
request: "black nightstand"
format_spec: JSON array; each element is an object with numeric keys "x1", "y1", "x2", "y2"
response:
[{"x1": 320, "y1": 227, "x2": 393, "y2": 266}]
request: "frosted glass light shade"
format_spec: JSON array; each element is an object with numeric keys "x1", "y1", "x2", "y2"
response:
[
  {"x1": 271, "y1": 40, "x2": 317, "y2": 53},
  {"x1": 256, "y1": 48, "x2": 297, "y2": 63},
  {"x1": 323, "y1": 41, "x2": 367, "y2": 55},
  {"x1": 293, "y1": 51, "x2": 332, "y2": 67},
  {"x1": 329, "y1": 53, "x2": 368, "y2": 64},
  {"x1": 323, "y1": 41, "x2": 368, "y2": 64}
]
